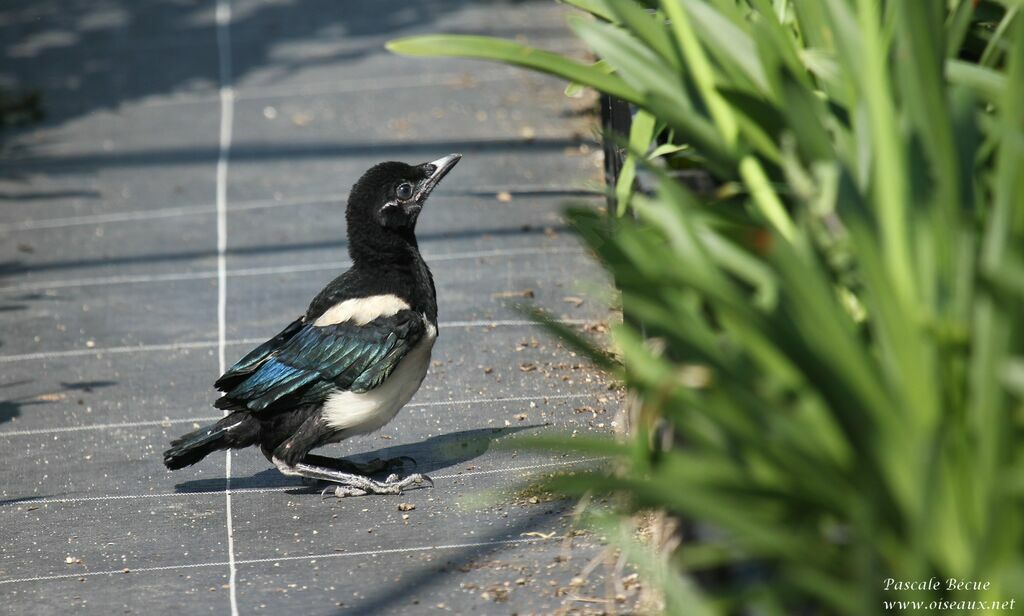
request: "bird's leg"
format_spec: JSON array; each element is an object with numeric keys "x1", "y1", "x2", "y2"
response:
[
  {"x1": 302, "y1": 453, "x2": 416, "y2": 476},
  {"x1": 273, "y1": 457, "x2": 431, "y2": 497}
]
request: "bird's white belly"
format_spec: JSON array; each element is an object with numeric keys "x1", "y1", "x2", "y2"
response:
[{"x1": 321, "y1": 322, "x2": 436, "y2": 436}]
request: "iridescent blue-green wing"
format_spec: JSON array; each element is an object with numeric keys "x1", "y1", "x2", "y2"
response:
[
  {"x1": 214, "y1": 317, "x2": 304, "y2": 392},
  {"x1": 214, "y1": 311, "x2": 425, "y2": 412}
]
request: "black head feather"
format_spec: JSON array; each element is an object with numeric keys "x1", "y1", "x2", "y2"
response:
[{"x1": 345, "y1": 155, "x2": 460, "y2": 264}]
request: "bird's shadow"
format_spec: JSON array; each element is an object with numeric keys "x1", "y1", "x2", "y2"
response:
[{"x1": 173, "y1": 424, "x2": 545, "y2": 494}]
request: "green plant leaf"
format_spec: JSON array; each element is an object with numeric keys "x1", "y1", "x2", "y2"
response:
[
  {"x1": 946, "y1": 59, "x2": 1008, "y2": 102},
  {"x1": 386, "y1": 35, "x2": 642, "y2": 104},
  {"x1": 684, "y1": 0, "x2": 772, "y2": 94},
  {"x1": 614, "y1": 110, "x2": 656, "y2": 216},
  {"x1": 566, "y1": 16, "x2": 691, "y2": 111},
  {"x1": 605, "y1": 0, "x2": 681, "y2": 69},
  {"x1": 557, "y1": 0, "x2": 615, "y2": 21},
  {"x1": 648, "y1": 142, "x2": 688, "y2": 158}
]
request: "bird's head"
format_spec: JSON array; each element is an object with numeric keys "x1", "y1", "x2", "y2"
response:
[{"x1": 346, "y1": 154, "x2": 461, "y2": 251}]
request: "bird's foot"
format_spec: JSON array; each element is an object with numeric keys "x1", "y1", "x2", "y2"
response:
[
  {"x1": 274, "y1": 456, "x2": 431, "y2": 499},
  {"x1": 320, "y1": 472, "x2": 433, "y2": 499}
]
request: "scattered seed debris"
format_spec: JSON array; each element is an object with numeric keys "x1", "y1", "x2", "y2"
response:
[
  {"x1": 623, "y1": 573, "x2": 641, "y2": 590},
  {"x1": 481, "y1": 586, "x2": 510, "y2": 602},
  {"x1": 491, "y1": 289, "x2": 534, "y2": 299}
]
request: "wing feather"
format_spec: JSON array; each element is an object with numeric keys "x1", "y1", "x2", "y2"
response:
[
  {"x1": 215, "y1": 310, "x2": 426, "y2": 413},
  {"x1": 214, "y1": 317, "x2": 304, "y2": 391}
]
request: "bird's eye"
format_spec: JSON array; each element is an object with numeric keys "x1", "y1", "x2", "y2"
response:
[{"x1": 396, "y1": 182, "x2": 414, "y2": 200}]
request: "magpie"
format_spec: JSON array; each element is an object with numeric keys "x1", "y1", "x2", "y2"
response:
[{"x1": 163, "y1": 154, "x2": 461, "y2": 497}]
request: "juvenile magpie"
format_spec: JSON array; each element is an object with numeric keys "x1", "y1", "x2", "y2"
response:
[{"x1": 163, "y1": 154, "x2": 461, "y2": 497}]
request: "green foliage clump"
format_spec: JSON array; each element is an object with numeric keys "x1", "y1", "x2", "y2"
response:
[{"x1": 390, "y1": 1, "x2": 1024, "y2": 613}]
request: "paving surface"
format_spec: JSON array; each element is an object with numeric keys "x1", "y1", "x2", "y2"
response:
[{"x1": 0, "y1": 1, "x2": 628, "y2": 614}]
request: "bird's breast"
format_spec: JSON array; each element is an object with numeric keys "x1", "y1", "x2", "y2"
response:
[{"x1": 320, "y1": 318, "x2": 437, "y2": 436}]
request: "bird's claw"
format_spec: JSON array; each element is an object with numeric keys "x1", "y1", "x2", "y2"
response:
[
  {"x1": 324, "y1": 472, "x2": 433, "y2": 499},
  {"x1": 321, "y1": 484, "x2": 372, "y2": 498},
  {"x1": 384, "y1": 472, "x2": 432, "y2": 488},
  {"x1": 331, "y1": 485, "x2": 369, "y2": 498}
]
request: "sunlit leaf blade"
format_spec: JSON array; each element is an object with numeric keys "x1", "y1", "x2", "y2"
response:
[
  {"x1": 605, "y1": 0, "x2": 680, "y2": 69},
  {"x1": 615, "y1": 109, "x2": 657, "y2": 216},
  {"x1": 946, "y1": 59, "x2": 1008, "y2": 103},
  {"x1": 684, "y1": 0, "x2": 771, "y2": 94},
  {"x1": 386, "y1": 35, "x2": 641, "y2": 103},
  {"x1": 557, "y1": 0, "x2": 615, "y2": 21}
]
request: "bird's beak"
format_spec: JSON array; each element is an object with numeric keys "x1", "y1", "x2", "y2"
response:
[{"x1": 414, "y1": 153, "x2": 462, "y2": 203}]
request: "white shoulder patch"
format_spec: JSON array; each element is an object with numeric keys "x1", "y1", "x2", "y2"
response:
[{"x1": 313, "y1": 294, "x2": 410, "y2": 326}]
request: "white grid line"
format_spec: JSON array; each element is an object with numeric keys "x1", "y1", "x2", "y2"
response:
[
  {"x1": 0, "y1": 393, "x2": 596, "y2": 438},
  {"x1": 0, "y1": 339, "x2": 231, "y2": 363},
  {"x1": 214, "y1": 0, "x2": 239, "y2": 610},
  {"x1": 0, "y1": 537, "x2": 552, "y2": 587},
  {"x1": 142, "y1": 67, "x2": 526, "y2": 108},
  {"x1": 0, "y1": 416, "x2": 222, "y2": 438},
  {"x1": 0, "y1": 319, "x2": 587, "y2": 363},
  {"x1": 0, "y1": 192, "x2": 348, "y2": 232},
  {"x1": 0, "y1": 184, "x2": 593, "y2": 233},
  {"x1": 0, "y1": 246, "x2": 582, "y2": 293},
  {"x1": 1, "y1": 131, "x2": 593, "y2": 171},
  {"x1": 1, "y1": 457, "x2": 605, "y2": 507},
  {"x1": 4, "y1": 270, "x2": 223, "y2": 292}
]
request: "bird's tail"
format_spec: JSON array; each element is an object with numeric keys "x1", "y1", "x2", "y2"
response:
[{"x1": 163, "y1": 414, "x2": 256, "y2": 470}]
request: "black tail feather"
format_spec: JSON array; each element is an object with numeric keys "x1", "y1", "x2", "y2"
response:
[{"x1": 163, "y1": 415, "x2": 256, "y2": 470}]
